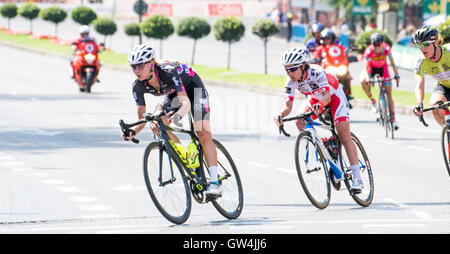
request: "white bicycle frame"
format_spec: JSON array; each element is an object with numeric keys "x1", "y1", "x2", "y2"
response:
[{"x1": 303, "y1": 120, "x2": 344, "y2": 180}]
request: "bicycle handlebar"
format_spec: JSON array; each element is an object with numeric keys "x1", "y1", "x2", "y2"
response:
[
  {"x1": 119, "y1": 109, "x2": 173, "y2": 144},
  {"x1": 278, "y1": 111, "x2": 317, "y2": 137},
  {"x1": 416, "y1": 101, "x2": 450, "y2": 127},
  {"x1": 367, "y1": 76, "x2": 399, "y2": 87}
]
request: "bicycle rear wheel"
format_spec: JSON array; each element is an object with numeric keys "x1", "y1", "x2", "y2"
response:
[
  {"x1": 339, "y1": 133, "x2": 374, "y2": 207},
  {"x1": 203, "y1": 139, "x2": 244, "y2": 219},
  {"x1": 384, "y1": 93, "x2": 394, "y2": 139},
  {"x1": 440, "y1": 125, "x2": 450, "y2": 177},
  {"x1": 143, "y1": 142, "x2": 192, "y2": 224},
  {"x1": 295, "y1": 131, "x2": 331, "y2": 209}
]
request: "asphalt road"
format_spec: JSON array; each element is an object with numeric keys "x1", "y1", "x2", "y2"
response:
[{"x1": 0, "y1": 44, "x2": 449, "y2": 234}]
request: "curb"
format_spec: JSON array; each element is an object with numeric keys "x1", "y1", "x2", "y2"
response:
[{"x1": 0, "y1": 40, "x2": 418, "y2": 117}]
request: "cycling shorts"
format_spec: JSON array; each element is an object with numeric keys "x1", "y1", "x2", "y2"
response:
[
  {"x1": 433, "y1": 83, "x2": 450, "y2": 101},
  {"x1": 303, "y1": 88, "x2": 350, "y2": 124},
  {"x1": 161, "y1": 74, "x2": 211, "y2": 122},
  {"x1": 369, "y1": 66, "x2": 392, "y2": 86}
]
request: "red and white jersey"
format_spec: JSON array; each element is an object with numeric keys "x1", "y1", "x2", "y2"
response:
[
  {"x1": 284, "y1": 64, "x2": 341, "y2": 102},
  {"x1": 284, "y1": 64, "x2": 350, "y2": 123}
]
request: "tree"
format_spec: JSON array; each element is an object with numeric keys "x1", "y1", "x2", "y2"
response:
[
  {"x1": 0, "y1": 3, "x2": 18, "y2": 30},
  {"x1": 140, "y1": 15, "x2": 174, "y2": 59},
  {"x1": 39, "y1": 6, "x2": 67, "y2": 38},
  {"x1": 354, "y1": 30, "x2": 393, "y2": 54},
  {"x1": 18, "y1": 3, "x2": 40, "y2": 34},
  {"x1": 93, "y1": 18, "x2": 117, "y2": 48},
  {"x1": 438, "y1": 17, "x2": 450, "y2": 44},
  {"x1": 176, "y1": 17, "x2": 211, "y2": 65},
  {"x1": 124, "y1": 23, "x2": 141, "y2": 47},
  {"x1": 213, "y1": 17, "x2": 245, "y2": 69},
  {"x1": 71, "y1": 6, "x2": 97, "y2": 25},
  {"x1": 252, "y1": 18, "x2": 279, "y2": 74}
]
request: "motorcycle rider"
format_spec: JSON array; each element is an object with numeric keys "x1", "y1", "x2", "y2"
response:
[
  {"x1": 70, "y1": 25, "x2": 101, "y2": 79},
  {"x1": 313, "y1": 29, "x2": 353, "y2": 105}
]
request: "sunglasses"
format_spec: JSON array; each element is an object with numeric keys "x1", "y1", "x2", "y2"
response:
[
  {"x1": 131, "y1": 62, "x2": 148, "y2": 71},
  {"x1": 418, "y1": 41, "x2": 435, "y2": 49},
  {"x1": 285, "y1": 65, "x2": 301, "y2": 73},
  {"x1": 373, "y1": 43, "x2": 382, "y2": 47}
]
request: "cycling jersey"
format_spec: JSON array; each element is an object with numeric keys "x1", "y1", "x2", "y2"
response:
[
  {"x1": 284, "y1": 64, "x2": 349, "y2": 123},
  {"x1": 132, "y1": 61, "x2": 210, "y2": 121},
  {"x1": 415, "y1": 44, "x2": 450, "y2": 88},
  {"x1": 364, "y1": 43, "x2": 392, "y2": 68}
]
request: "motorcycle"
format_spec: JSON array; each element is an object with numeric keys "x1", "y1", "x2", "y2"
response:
[
  {"x1": 310, "y1": 44, "x2": 358, "y2": 105},
  {"x1": 71, "y1": 41, "x2": 101, "y2": 93}
]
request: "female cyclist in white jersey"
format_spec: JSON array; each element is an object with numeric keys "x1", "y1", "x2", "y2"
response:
[{"x1": 274, "y1": 47, "x2": 363, "y2": 192}]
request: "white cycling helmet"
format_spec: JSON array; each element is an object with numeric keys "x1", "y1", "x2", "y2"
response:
[
  {"x1": 128, "y1": 44, "x2": 155, "y2": 65},
  {"x1": 281, "y1": 47, "x2": 310, "y2": 66},
  {"x1": 79, "y1": 25, "x2": 90, "y2": 34}
]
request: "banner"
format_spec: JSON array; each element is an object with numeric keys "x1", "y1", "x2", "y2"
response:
[
  {"x1": 352, "y1": 0, "x2": 374, "y2": 15},
  {"x1": 208, "y1": 3, "x2": 243, "y2": 16}
]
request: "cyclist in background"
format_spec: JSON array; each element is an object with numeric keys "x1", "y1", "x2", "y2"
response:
[
  {"x1": 274, "y1": 47, "x2": 364, "y2": 193},
  {"x1": 412, "y1": 27, "x2": 450, "y2": 126},
  {"x1": 121, "y1": 44, "x2": 222, "y2": 197},
  {"x1": 360, "y1": 33, "x2": 400, "y2": 130},
  {"x1": 306, "y1": 22, "x2": 324, "y2": 54}
]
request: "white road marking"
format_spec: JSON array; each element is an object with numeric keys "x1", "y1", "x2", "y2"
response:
[
  {"x1": 245, "y1": 161, "x2": 270, "y2": 168},
  {"x1": 407, "y1": 146, "x2": 432, "y2": 152},
  {"x1": 111, "y1": 184, "x2": 146, "y2": 192},
  {"x1": 0, "y1": 161, "x2": 24, "y2": 166},
  {"x1": 70, "y1": 196, "x2": 97, "y2": 202},
  {"x1": 54, "y1": 186, "x2": 84, "y2": 193},
  {"x1": 0, "y1": 156, "x2": 15, "y2": 160},
  {"x1": 275, "y1": 167, "x2": 296, "y2": 174},
  {"x1": 41, "y1": 179, "x2": 66, "y2": 185},
  {"x1": 384, "y1": 198, "x2": 433, "y2": 221},
  {"x1": 362, "y1": 224, "x2": 426, "y2": 228},
  {"x1": 79, "y1": 205, "x2": 112, "y2": 212}
]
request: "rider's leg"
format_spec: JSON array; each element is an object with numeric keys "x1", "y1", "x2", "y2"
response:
[
  {"x1": 336, "y1": 120, "x2": 363, "y2": 190},
  {"x1": 385, "y1": 83, "x2": 399, "y2": 129},
  {"x1": 430, "y1": 92, "x2": 448, "y2": 127},
  {"x1": 194, "y1": 120, "x2": 218, "y2": 180}
]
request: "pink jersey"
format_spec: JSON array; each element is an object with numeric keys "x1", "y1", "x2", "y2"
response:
[{"x1": 363, "y1": 43, "x2": 392, "y2": 68}]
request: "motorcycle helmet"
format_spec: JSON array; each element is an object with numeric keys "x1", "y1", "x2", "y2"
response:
[
  {"x1": 128, "y1": 44, "x2": 156, "y2": 65},
  {"x1": 79, "y1": 25, "x2": 90, "y2": 34},
  {"x1": 311, "y1": 23, "x2": 324, "y2": 34},
  {"x1": 321, "y1": 28, "x2": 336, "y2": 44},
  {"x1": 281, "y1": 47, "x2": 310, "y2": 66}
]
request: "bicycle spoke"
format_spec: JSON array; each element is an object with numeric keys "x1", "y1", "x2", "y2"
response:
[
  {"x1": 144, "y1": 143, "x2": 191, "y2": 224},
  {"x1": 296, "y1": 133, "x2": 330, "y2": 209}
]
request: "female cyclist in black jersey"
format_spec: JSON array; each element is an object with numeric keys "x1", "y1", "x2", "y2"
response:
[{"x1": 121, "y1": 44, "x2": 222, "y2": 197}]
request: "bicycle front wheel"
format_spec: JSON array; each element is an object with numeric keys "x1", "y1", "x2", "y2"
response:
[
  {"x1": 143, "y1": 142, "x2": 192, "y2": 224},
  {"x1": 295, "y1": 131, "x2": 331, "y2": 209},
  {"x1": 339, "y1": 133, "x2": 374, "y2": 207},
  {"x1": 441, "y1": 126, "x2": 450, "y2": 177},
  {"x1": 203, "y1": 139, "x2": 244, "y2": 219}
]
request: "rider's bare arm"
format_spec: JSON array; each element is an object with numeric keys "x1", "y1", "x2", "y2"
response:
[
  {"x1": 389, "y1": 55, "x2": 400, "y2": 77},
  {"x1": 415, "y1": 76, "x2": 425, "y2": 104},
  {"x1": 363, "y1": 59, "x2": 370, "y2": 80},
  {"x1": 281, "y1": 99, "x2": 294, "y2": 117}
]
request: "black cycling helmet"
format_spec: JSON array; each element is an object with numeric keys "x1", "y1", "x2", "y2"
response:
[
  {"x1": 321, "y1": 28, "x2": 336, "y2": 44},
  {"x1": 370, "y1": 33, "x2": 384, "y2": 45},
  {"x1": 412, "y1": 26, "x2": 439, "y2": 44}
]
